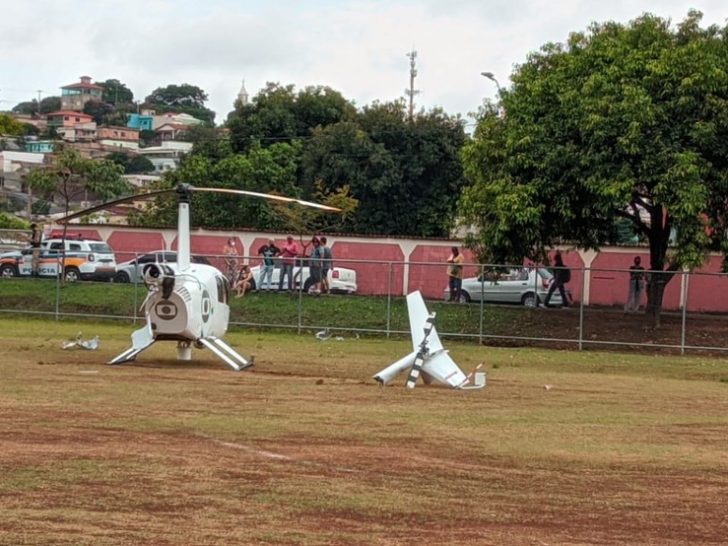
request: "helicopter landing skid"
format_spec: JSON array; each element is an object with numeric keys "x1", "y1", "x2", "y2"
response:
[{"x1": 198, "y1": 337, "x2": 253, "y2": 372}]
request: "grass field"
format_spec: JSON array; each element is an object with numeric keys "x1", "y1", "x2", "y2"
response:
[{"x1": 1, "y1": 316, "x2": 728, "y2": 545}]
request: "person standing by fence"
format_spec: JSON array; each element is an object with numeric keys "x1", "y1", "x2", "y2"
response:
[
  {"x1": 257, "y1": 238, "x2": 280, "y2": 291},
  {"x1": 320, "y1": 236, "x2": 333, "y2": 294},
  {"x1": 30, "y1": 223, "x2": 42, "y2": 276},
  {"x1": 223, "y1": 238, "x2": 239, "y2": 283},
  {"x1": 446, "y1": 246, "x2": 464, "y2": 302},
  {"x1": 624, "y1": 256, "x2": 645, "y2": 312},
  {"x1": 278, "y1": 235, "x2": 298, "y2": 292}
]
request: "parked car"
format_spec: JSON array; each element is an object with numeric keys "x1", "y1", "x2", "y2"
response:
[
  {"x1": 249, "y1": 264, "x2": 358, "y2": 294},
  {"x1": 444, "y1": 267, "x2": 570, "y2": 307},
  {"x1": 113, "y1": 251, "x2": 211, "y2": 283},
  {"x1": 0, "y1": 237, "x2": 117, "y2": 282}
]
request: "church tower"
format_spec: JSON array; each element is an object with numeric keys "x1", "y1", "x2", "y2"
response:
[{"x1": 237, "y1": 79, "x2": 249, "y2": 106}]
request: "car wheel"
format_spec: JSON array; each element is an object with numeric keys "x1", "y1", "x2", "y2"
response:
[
  {"x1": 114, "y1": 271, "x2": 130, "y2": 283},
  {"x1": 457, "y1": 290, "x2": 471, "y2": 303},
  {"x1": 522, "y1": 292, "x2": 539, "y2": 308},
  {"x1": 0, "y1": 264, "x2": 18, "y2": 278},
  {"x1": 64, "y1": 267, "x2": 81, "y2": 282}
]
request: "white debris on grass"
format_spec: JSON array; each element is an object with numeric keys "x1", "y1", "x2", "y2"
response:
[{"x1": 62, "y1": 332, "x2": 100, "y2": 350}]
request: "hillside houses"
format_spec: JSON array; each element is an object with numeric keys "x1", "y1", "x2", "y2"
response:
[{"x1": 4, "y1": 75, "x2": 203, "y2": 171}]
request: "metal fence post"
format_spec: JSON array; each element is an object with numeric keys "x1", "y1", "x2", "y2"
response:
[
  {"x1": 479, "y1": 263, "x2": 485, "y2": 345},
  {"x1": 386, "y1": 261, "x2": 392, "y2": 338},
  {"x1": 680, "y1": 270, "x2": 689, "y2": 355},
  {"x1": 54, "y1": 268, "x2": 61, "y2": 321},
  {"x1": 578, "y1": 266, "x2": 586, "y2": 350},
  {"x1": 297, "y1": 258, "x2": 303, "y2": 335},
  {"x1": 132, "y1": 251, "x2": 139, "y2": 324}
]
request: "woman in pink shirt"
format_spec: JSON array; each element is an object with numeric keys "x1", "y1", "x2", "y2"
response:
[{"x1": 278, "y1": 235, "x2": 299, "y2": 291}]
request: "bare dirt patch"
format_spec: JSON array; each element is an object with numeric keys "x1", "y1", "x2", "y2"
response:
[{"x1": 1, "y1": 318, "x2": 727, "y2": 545}]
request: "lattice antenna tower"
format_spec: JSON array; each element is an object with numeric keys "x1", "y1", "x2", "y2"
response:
[{"x1": 405, "y1": 49, "x2": 420, "y2": 121}]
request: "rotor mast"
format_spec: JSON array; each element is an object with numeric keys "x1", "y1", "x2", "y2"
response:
[{"x1": 176, "y1": 184, "x2": 192, "y2": 270}]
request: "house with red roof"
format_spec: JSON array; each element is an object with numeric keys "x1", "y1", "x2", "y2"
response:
[{"x1": 60, "y1": 76, "x2": 104, "y2": 111}]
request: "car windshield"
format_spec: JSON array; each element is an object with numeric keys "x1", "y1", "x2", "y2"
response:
[{"x1": 89, "y1": 243, "x2": 113, "y2": 253}]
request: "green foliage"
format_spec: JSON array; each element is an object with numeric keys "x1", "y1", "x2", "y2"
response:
[
  {"x1": 12, "y1": 100, "x2": 38, "y2": 115},
  {"x1": 130, "y1": 142, "x2": 305, "y2": 230},
  {"x1": 24, "y1": 148, "x2": 131, "y2": 217},
  {"x1": 12, "y1": 97, "x2": 60, "y2": 116},
  {"x1": 83, "y1": 100, "x2": 115, "y2": 124},
  {"x1": 302, "y1": 103, "x2": 468, "y2": 236},
  {"x1": 39, "y1": 96, "x2": 61, "y2": 114},
  {"x1": 106, "y1": 152, "x2": 155, "y2": 174},
  {"x1": 227, "y1": 83, "x2": 357, "y2": 153},
  {"x1": 0, "y1": 114, "x2": 24, "y2": 136},
  {"x1": 145, "y1": 83, "x2": 214, "y2": 124},
  {"x1": 227, "y1": 85, "x2": 467, "y2": 236},
  {"x1": 460, "y1": 11, "x2": 728, "y2": 322},
  {"x1": 100, "y1": 78, "x2": 134, "y2": 104},
  {"x1": 0, "y1": 212, "x2": 29, "y2": 229}
]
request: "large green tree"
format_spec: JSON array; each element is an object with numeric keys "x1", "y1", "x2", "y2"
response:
[
  {"x1": 130, "y1": 142, "x2": 305, "y2": 230},
  {"x1": 460, "y1": 11, "x2": 728, "y2": 325},
  {"x1": 25, "y1": 148, "x2": 131, "y2": 228},
  {"x1": 100, "y1": 78, "x2": 134, "y2": 105},
  {"x1": 11, "y1": 96, "x2": 61, "y2": 116},
  {"x1": 226, "y1": 83, "x2": 357, "y2": 153},
  {"x1": 0, "y1": 113, "x2": 24, "y2": 135},
  {"x1": 145, "y1": 84, "x2": 214, "y2": 124},
  {"x1": 302, "y1": 102, "x2": 468, "y2": 236}
]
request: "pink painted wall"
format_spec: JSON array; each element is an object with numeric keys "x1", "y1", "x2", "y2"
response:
[
  {"x1": 408, "y1": 245, "x2": 478, "y2": 299},
  {"x1": 331, "y1": 242, "x2": 405, "y2": 296},
  {"x1": 78, "y1": 226, "x2": 728, "y2": 311},
  {"x1": 172, "y1": 234, "x2": 244, "y2": 272},
  {"x1": 108, "y1": 231, "x2": 165, "y2": 263}
]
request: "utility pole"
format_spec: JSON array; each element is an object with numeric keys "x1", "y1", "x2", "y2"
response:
[{"x1": 405, "y1": 49, "x2": 420, "y2": 122}]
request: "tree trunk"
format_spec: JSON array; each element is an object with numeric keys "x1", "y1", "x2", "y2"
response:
[
  {"x1": 644, "y1": 206, "x2": 673, "y2": 328},
  {"x1": 645, "y1": 272, "x2": 669, "y2": 327}
]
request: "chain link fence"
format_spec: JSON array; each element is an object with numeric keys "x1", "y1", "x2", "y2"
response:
[{"x1": 1, "y1": 251, "x2": 727, "y2": 354}]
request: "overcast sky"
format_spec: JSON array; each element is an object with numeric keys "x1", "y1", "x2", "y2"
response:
[{"x1": 1, "y1": 0, "x2": 726, "y2": 125}]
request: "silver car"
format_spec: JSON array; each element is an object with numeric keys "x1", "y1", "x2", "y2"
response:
[
  {"x1": 113, "y1": 251, "x2": 210, "y2": 283},
  {"x1": 444, "y1": 267, "x2": 569, "y2": 307}
]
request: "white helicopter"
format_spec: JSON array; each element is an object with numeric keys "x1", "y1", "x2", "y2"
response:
[
  {"x1": 61, "y1": 184, "x2": 339, "y2": 371},
  {"x1": 373, "y1": 291, "x2": 485, "y2": 389}
]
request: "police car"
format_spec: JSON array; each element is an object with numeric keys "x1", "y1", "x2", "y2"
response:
[{"x1": 0, "y1": 235, "x2": 117, "y2": 281}]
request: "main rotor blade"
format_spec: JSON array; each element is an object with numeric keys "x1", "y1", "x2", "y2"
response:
[
  {"x1": 59, "y1": 189, "x2": 175, "y2": 223},
  {"x1": 191, "y1": 187, "x2": 341, "y2": 212}
]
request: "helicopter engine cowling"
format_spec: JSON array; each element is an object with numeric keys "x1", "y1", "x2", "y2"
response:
[{"x1": 143, "y1": 263, "x2": 176, "y2": 299}]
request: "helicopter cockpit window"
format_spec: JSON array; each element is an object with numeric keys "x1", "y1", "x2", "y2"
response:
[{"x1": 216, "y1": 275, "x2": 229, "y2": 304}]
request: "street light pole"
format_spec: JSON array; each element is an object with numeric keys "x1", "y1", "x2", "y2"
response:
[
  {"x1": 480, "y1": 71, "x2": 503, "y2": 95},
  {"x1": 481, "y1": 71, "x2": 504, "y2": 116}
]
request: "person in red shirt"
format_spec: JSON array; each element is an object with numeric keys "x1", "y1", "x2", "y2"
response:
[{"x1": 278, "y1": 235, "x2": 299, "y2": 291}]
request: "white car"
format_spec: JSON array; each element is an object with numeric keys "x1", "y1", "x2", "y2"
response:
[
  {"x1": 249, "y1": 264, "x2": 357, "y2": 294},
  {"x1": 444, "y1": 267, "x2": 570, "y2": 307}
]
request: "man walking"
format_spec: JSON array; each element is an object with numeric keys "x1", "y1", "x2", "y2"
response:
[{"x1": 543, "y1": 252, "x2": 570, "y2": 308}]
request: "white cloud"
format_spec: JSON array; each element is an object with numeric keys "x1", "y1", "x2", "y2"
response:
[{"x1": 1, "y1": 0, "x2": 726, "y2": 122}]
